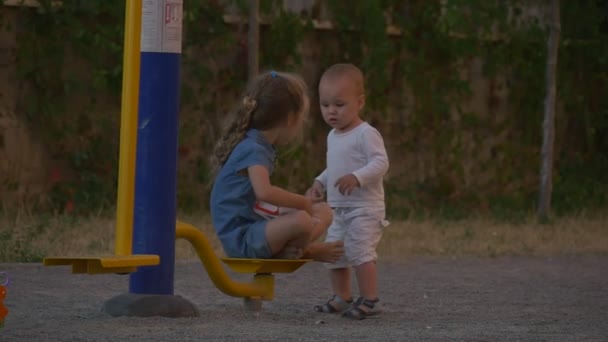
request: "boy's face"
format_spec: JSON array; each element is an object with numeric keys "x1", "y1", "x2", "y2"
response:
[{"x1": 318, "y1": 75, "x2": 364, "y2": 133}]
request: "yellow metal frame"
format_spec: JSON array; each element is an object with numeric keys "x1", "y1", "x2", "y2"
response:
[
  {"x1": 42, "y1": 1, "x2": 157, "y2": 274},
  {"x1": 115, "y1": 0, "x2": 142, "y2": 256},
  {"x1": 176, "y1": 221, "x2": 273, "y2": 299},
  {"x1": 175, "y1": 221, "x2": 311, "y2": 300}
]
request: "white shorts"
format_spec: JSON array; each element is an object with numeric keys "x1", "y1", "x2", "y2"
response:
[{"x1": 324, "y1": 207, "x2": 389, "y2": 269}]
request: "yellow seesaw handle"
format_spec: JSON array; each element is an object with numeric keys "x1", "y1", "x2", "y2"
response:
[{"x1": 175, "y1": 221, "x2": 272, "y2": 299}]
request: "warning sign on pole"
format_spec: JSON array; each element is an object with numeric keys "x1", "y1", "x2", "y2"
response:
[{"x1": 141, "y1": 0, "x2": 183, "y2": 53}]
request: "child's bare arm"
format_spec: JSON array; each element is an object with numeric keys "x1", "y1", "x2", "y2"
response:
[{"x1": 248, "y1": 165, "x2": 313, "y2": 215}]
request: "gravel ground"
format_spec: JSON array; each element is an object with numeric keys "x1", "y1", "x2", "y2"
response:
[{"x1": 1, "y1": 256, "x2": 607, "y2": 341}]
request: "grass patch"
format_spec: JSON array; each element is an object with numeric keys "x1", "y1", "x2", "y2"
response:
[
  {"x1": 0, "y1": 213, "x2": 223, "y2": 262},
  {"x1": 0, "y1": 212, "x2": 606, "y2": 263},
  {"x1": 380, "y1": 213, "x2": 608, "y2": 260}
]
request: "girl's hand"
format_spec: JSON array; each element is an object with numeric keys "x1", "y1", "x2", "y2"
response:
[
  {"x1": 306, "y1": 181, "x2": 325, "y2": 203},
  {"x1": 334, "y1": 174, "x2": 360, "y2": 195}
]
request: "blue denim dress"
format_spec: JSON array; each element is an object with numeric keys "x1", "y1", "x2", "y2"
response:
[{"x1": 210, "y1": 129, "x2": 276, "y2": 258}]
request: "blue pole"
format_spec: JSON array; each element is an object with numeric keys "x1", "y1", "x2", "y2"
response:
[{"x1": 130, "y1": 0, "x2": 182, "y2": 295}]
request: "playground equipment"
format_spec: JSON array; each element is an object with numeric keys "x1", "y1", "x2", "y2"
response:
[
  {"x1": 43, "y1": 0, "x2": 310, "y2": 316},
  {"x1": 176, "y1": 221, "x2": 309, "y2": 310},
  {"x1": 44, "y1": 0, "x2": 158, "y2": 276}
]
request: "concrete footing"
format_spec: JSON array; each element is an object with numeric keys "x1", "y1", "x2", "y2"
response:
[{"x1": 103, "y1": 293, "x2": 199, "y2": 318}]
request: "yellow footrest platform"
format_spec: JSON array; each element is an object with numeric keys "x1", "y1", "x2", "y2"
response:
[
  {"x1": 43, "y1": 255, "x2": 160, "y2": 274},
  {"x1": 221, "y1": 258, "x2": 311, "y2": 274}
]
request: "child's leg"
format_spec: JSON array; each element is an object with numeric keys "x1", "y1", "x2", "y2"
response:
[
  {"x1": 301, "y1": 202, "x2": 344, "y2": 262},
  {"x1": 265, "y1": 210, "x2": 312, "y2": 256},
  {"x1": 341, "y1": 207, "x2": 386, "y2": 319},
  {"x1": 309, "y1": 202, "x2": 333, "y2": 240},
  {"x1": 314, "y1": 267, "x2": 352, "y2": 313},
  {"x1": 330, "y1": 267, "x2": 352, "y2": 301},
  {"x1": 313, "y1": 209, "x2": 352, "y2": 313},
  {"x1": 302, "y1": 241, "x2": 344, "y2": 263},
  {"x1": 342, "y1": 261, "x2": 382, "y2": 320},
  {"x1": 354, "y1": 261, "x2": 378, "y2": 300},
  {"x1": 343, "y1": 207, "x2": 385, "y2": 300},
  {"x1": 279, "y1": 202, "x2": 332, "y2": 240},
  {"x1": 248, "y1": 203, "x2": 342, "y2": 260}
]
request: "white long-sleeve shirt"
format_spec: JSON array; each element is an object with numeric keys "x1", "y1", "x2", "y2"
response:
[{"x1": 316, "y1": 122, "x2": 389, "y2": 208}]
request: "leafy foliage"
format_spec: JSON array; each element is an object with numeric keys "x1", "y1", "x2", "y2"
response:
[{"x1": 6, "y1": 0, "x2": 607, "y2": 218}]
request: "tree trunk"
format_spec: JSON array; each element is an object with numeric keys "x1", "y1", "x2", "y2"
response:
[
  {"x1": 538, "y1": 0, "x2": 561, "y2": 222},
  {"x1": 247, "y1": 0, "x2": 259, "y2": 82}
]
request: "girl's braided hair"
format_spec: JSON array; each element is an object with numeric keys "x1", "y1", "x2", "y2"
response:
[{"x1": 212, "y1": 71, "x2": 309, "y2": 169}]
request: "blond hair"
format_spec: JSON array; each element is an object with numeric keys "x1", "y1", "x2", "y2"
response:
[
  {"x1": 320, "y1": 63, "x2": 365, "y2": 95},
  {"x1": 213, "y1": 71, "x2": 309, "y2": 168}
]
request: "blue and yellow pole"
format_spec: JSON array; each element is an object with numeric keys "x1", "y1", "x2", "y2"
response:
[{"x1": 129, "y1": 0, "x2": 183, "y2": 295}]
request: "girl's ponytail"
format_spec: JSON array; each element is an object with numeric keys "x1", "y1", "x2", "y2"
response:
[{"x1": 212, "y1": 99, "x2": 256, "y2": 168}]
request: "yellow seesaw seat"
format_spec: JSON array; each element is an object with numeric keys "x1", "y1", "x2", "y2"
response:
[
  {"x1": 221, "y1": 257, "x2": 309, "y2": 274},
  {"x1": 44, "y1": 221, "x2": 311, "y2": 306},
  {"x1": 43, "y1": 222, "x2": 311, "y2": 277},
  {"x1": 43, "y1": 255, "x2": 159, "y2": 274}
]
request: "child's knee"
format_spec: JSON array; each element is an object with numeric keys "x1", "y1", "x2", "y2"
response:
[
  {"x1": 292, "y1": 210, "x2": 313, "y2": 235},
  {"x1": 344, "y1": 244, "x2": 378, "y2": 266},
  {"x1": 313, "y1": 203, "x2": 333, "y2": 225}
]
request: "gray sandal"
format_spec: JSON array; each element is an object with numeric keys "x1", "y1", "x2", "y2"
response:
[
  {"x1": 314, "y1": 295, "x2": 353, "y2": 313},
  {"x1": 342, "y1": 297, "x2": 382, "y2": 320}
]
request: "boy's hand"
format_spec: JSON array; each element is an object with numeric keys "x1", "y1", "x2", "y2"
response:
[{"x1": 335, "y1": 174, "x2": 360, "y2": 195}]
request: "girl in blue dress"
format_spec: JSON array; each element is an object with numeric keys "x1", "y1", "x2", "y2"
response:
[{"x1": 210, "y1": 71, "x2": 343, "y2": 261}]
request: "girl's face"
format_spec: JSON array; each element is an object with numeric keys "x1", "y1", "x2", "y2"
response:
[
  {"x1": 319, "y1": 75, "x2": 364, "y2": 133},
  {"x1": 275, "y1": 102, "x2": 308, "y2": 146}
]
